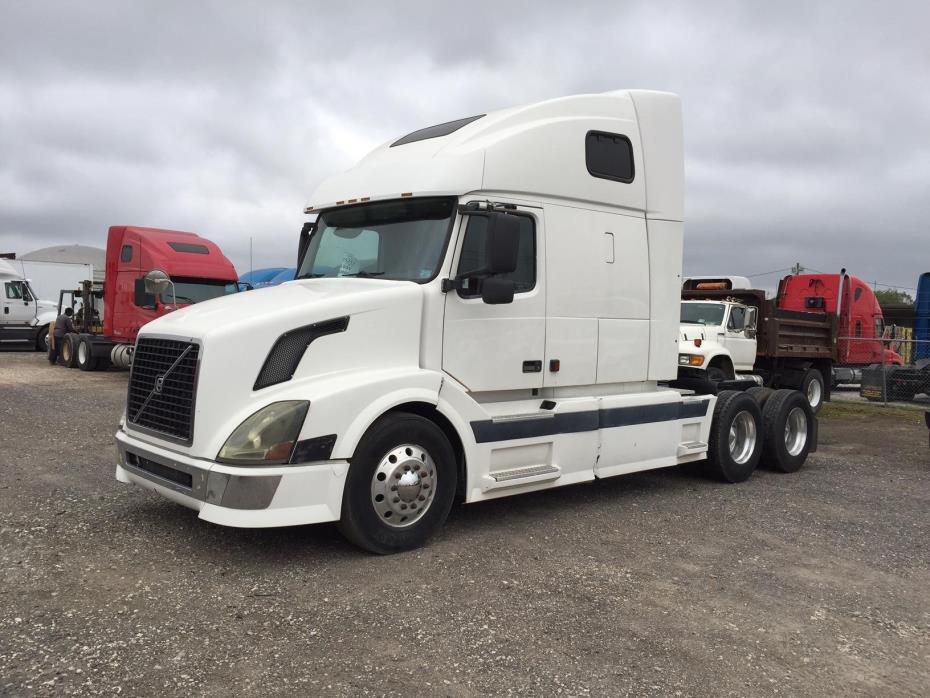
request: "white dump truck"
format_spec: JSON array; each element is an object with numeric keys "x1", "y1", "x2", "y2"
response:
[
  {"x1": 115, "y1": 90, "x2": 817, "y2": 553},
  {"x1": 0, "y1": 258, "x2": 59, "y2": 350},
  {"x1": 677, "y1": 277, "x2": 836, "y2": 411}
]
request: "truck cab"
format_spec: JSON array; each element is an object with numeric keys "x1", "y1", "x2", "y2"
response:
[
  {"x1": 115, "y1": 91, "x2": 817, "y2": 553},
  {"x1": 679, "y1": 299, "x2": 758, "y2": 381},
  {"x1": 0, "y1": 259, "x2": 57, "y2": 350}
]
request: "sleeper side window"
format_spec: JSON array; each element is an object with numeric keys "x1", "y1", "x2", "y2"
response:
[
  {"x1": 121, "y1": 245, "x2": 133, "y2": 263},
  {"x1": 456, "y1": 214, "x2": 536, "y2": 298},
  {"x1": 585, "y1": 131, "x2": 634, "y2": 183}
]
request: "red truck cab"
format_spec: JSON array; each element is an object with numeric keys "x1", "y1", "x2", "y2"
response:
[
  {"x1": 105, "y1": 226, "x2": 239, "y2": 342},
  {"x1": 776, "y1": 272, "x2": 902, "y2": 368},
  {"x1": 55, "y1": 226, "x2": 239, "y2": 371}
]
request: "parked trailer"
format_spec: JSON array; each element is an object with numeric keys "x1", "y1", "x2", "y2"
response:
[
  {"x1": 114, "y1": 90, "x2": 817, "y2": 554},
  {"x1": 677, "y1": 280, "x2": 835, "y2": 411},
  {"x1": 53, "y1": 226, "x2": 240, "y2": 371}
]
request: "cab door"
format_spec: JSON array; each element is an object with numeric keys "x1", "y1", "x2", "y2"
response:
[
  {"x1": 722, "y1": 305, "x2": 756, "y2": 371},
  {"x1": 442, "y1": 208, "x2": 545, "y2": 392},
  {"x1": 3, "y1": 281, "x2": 35, "y2": 325}
]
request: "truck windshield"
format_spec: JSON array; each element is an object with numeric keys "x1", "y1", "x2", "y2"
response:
[
  {"x1": 160, "y1": 278, "x2": 238, "y2": 304},
  {"x1": 296, "y1": 197, "x2": 456, "y2": 283},
  {"x1": 681, "y1": 302, "x2": 726, "y2": 326}
]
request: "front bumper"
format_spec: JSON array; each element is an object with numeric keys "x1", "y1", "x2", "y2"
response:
[{"x1": 115, "y1": 430, "x2": 349, "y2": 528}]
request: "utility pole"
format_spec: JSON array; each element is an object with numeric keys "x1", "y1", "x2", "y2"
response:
[
  {"x1": 791, "y1": 262, "x2": 804, "y2": 275},
  {"x1": 249, "y1": 237, "x2": 253, "y2": 278}
]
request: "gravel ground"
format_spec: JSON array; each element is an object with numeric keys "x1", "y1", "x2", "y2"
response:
[{"x1": 1, "y1": 352, "x2": 929, "y2": 696}]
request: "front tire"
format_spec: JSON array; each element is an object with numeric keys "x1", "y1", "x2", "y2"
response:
[
  {"x1": 35, "y1": 324, "x2": 50, "y2": 352},
  {"x1": 705, "y1": 390, "x2": 763, "y2": 483},
  {"x1": 338, "y1": 413, "x2": 457, "y2": 554}
]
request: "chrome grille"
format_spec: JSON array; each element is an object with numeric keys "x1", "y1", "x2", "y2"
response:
[{"x1": 127, "y1": 338, "x2": 199, "y2": 443}]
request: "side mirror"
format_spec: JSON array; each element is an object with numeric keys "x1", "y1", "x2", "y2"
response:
[
  {"x1": 744, "y1": 307, "x2": 758, "y2": 338},
  {"x1": 484, "y1": 212, "x2": 520, "y2": 275},
  {"x1": 134, "y1": 278, "x2": 157, "y2": 309},
  {"x1": 143, "y1": 269, "x2": 176, "y2": 306},
  {"x1": 481, "y1": 277, "x2": 515, "y2": 305}
]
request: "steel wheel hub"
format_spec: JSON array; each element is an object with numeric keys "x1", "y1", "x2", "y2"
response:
[
  {"x1": 784, "y1": 406, "x2": 808, "y2": 456},
  {"x1": 728, "y1": 410, "x2": 757, "y2": 465},
  {"x1": 370, "y1": 443, "x2": 436, "y2": 528},
  {"x1": 806, "y1": 379, "x2": 822, "y2": 408}
]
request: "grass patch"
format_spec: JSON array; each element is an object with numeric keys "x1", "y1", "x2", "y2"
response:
[{"x1": 821, "y1": 400, "x2": 928, "y2": 424}]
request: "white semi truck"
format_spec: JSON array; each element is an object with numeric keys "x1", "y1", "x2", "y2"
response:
[
  {"x1": 115, "y1": 90, "x2": 817, "y2": 553},
  {"x1": 0, "y1": 258, "x2": 60, "y2": 350}
]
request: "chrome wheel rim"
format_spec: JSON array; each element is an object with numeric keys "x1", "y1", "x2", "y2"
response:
[
  {"x1": 806, "y1": 378, "x2": 822, "y2": 409},
  {"x1": 78, "y1": 342, "x2": 88, "y2": 365},
  {"x1": 728, "y1": 410, "x2": 757, "y2": 465},
  {"x1": 785, "y1": 406, "x2": 808, "y2": 456},
  {"x1": 370, "y1": 443, "x2": 436, "y2": 528}
]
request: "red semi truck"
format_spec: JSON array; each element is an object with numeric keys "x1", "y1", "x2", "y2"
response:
[
  {"x1": 54, "y1": 226, "x2": 239, "y2": 371},
  {"x1": 775, "y1": 269, "x2": 902, "y2": 384}
]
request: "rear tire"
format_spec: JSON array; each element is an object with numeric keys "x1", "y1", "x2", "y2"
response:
[
  {"x1": 800, "y1": 369, "x2": 825, "y2": 413},
  {"x1": 77, "y1": 336, "x2": 96, "y2": 371},
  {"x1": 61, "y1": 333, "x2": 79, "y2": 368},
  {"x1": 705, "y1": 390, "x2": 763, "y2": 483},
  {"x1": 760, "y1": 390, "x2": 814, "y2": 473},
  {"x1": 746, "y1": 386, "x2": 775, "y2": 408},
  {"x1": 338, "y1": 413, "x2": 457, "y2": 554}
]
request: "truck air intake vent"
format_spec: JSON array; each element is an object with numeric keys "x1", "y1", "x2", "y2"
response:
[
  {"x1": 254, "y1": 317, "x2": 349, "y2": 391},
  {"x1": 127, "y1": 338, "x2": 200, "y2": 443}
]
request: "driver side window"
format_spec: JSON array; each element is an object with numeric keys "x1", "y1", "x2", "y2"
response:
[
  {"x1": 5, "y1": 282, "x2": 23, "y2": 300},
  {"x1": 727, "y1": 306, "x2": 746, "y2": 331},
  {"x1": 456, "y1": 214, "x2": 536, "y2": 298}
]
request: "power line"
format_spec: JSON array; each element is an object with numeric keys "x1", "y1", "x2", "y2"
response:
[{"x1": 745, "y1": 267, "x2": 793, "y2": 278}]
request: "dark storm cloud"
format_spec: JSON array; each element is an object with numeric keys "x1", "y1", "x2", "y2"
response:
[{"x1": 1, "y1": 0, "x2": 928, "y2": 292}]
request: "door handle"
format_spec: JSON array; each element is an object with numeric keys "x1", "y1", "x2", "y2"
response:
[{"x1": 522, "y1": 360, "x2": 542, "y2": 373}]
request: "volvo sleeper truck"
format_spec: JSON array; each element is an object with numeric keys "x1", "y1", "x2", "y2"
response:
[
  {"x1": 115, "y1": 91, "x2": 817, "y2": 553},
  {"x1": 53, "y1": 226, "x2": 239, "y2": 370}
]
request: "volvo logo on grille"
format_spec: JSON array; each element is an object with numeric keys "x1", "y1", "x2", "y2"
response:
[{"x1": 154, "y1": 374, "x2": 166, "y2": 394}]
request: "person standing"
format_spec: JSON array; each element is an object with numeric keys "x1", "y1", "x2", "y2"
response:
[{"x1": 48, "y1": 307, "x2": 75, "y2": 365}]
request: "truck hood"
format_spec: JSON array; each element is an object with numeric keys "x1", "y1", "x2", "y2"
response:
[
  {"x1": 132, "y1": 278, "x2": 426, "y2": 452},
  {"x1": 140, "y1": 278, "x2": 420, "y2": 340},
  {"x1": 680, "y1": 324, "x2": 711, "y2": 343}
]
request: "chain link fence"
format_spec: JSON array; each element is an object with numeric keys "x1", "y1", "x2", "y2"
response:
[{"x1": 835, "y1": 331, "x2": 930, "y2": 406}]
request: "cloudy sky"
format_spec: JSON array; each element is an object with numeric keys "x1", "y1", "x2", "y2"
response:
[{"x1": 1, "y1": 1, "x2": 928, "y2": 294}]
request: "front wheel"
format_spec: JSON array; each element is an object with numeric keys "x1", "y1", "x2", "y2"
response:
[
  {"x1": 338, "y1": 413, "x2": 457, "y2": 554},
  {"x1": 705, "y1": 390, "x2": 763, "y2": 483},
  {"x1": 35, "y1": 324, "x2": 50, "y2": 352}
]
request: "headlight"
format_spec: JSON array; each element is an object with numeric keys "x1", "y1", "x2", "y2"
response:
[
  {"x1": 678, "y1": 354, "x2": 705, "y2": 366},
  {"x1": 217, "y1": 401, "x2": 309, "y2": 465}
]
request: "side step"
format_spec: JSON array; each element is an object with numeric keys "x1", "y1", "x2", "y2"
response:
[
  {"x1": 482, "y1": 464, "x2": 561, "y2": 491},
  {"x1": 677, "y1": 441, "x2": 708, "y2": 457}
]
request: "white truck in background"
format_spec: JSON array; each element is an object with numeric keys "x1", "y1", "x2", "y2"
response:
[
  {"x1": 115, "y1": 90, "x2": 818, "y2": 553},
  {"x1": 0, "y1": 258, "x2": 62, "y2": 350},
  {"x1": 677, "y1": 277, "x2": 835, "y2": 411}
]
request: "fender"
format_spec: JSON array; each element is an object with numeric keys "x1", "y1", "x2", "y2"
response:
[{"x1": 35, "y1": 309, "x2": 57, "y2": 328}]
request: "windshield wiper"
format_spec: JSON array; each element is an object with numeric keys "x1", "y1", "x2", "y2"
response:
[
  {"x1": 296, "y1": 273, "x2": 327, "y2": 279},
  {"x1": 340, "y1": 271, "x2": 386, "y2": 278}
]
